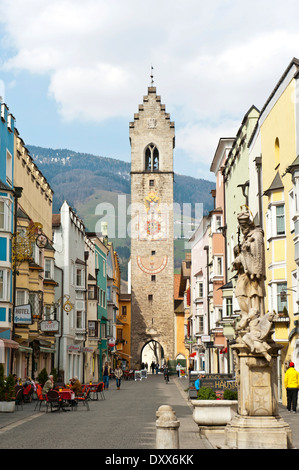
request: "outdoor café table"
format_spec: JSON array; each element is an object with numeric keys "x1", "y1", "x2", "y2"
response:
[{"x1": 58, "y1": 389, "x2": 75, "y2": 411}]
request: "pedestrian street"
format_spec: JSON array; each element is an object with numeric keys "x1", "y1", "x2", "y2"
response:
[{"x1": 0, "y1": 374, "x2": 210, "y2": 450}]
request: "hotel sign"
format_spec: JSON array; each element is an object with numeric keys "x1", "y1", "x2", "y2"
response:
[{"x1": 14, "y1": 304, "x2": 32, "y2": 325}]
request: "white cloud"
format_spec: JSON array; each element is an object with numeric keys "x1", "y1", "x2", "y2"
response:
[
  {"x1": 1, "y1": 0, "x2": 299, "y2": 171},
  {"x1": 175, "y1": 119, "x2": 239, "y2": 180}
]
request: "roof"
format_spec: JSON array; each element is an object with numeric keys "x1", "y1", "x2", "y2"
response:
[
  {"x1": 174, "y1": 274, "x2": 184, "y2": 300},
  {"x1": 248, "y1": 57, "x2": 299, "y2": 147},
  {"x1": 263, "y1": 172, "x2": 284, "y2": 196},
  {"x1": 0, "y1": 179, "x2": 13, "y2": 192},
  {"x1": 52, "y1": 214, "x2": 61, "y2": 227},
  {"x1": 285, "y1": 155, "x2": 299, "y2": 174}
]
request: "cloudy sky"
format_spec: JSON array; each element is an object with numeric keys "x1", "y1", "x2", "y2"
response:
[{"x1": 0, "y1": 0, "x2": 299, "y2": 181}]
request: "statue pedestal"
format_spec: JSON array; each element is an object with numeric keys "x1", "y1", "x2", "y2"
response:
[{"x1": 224, "y1": 344, "x2": 293, "y2": 449}]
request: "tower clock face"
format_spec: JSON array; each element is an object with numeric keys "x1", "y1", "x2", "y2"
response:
[{"x1": 137, "y1": 255, "x2": 168, "y2": 274}]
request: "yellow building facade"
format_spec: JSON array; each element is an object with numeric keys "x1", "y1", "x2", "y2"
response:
[
  {"x1": 117, "y1": 293, "x2": 132, "y2": 367},
  {"x1": 13, "y1": 129, "x2": 56, "y2": 380},
  {"x1": 260, "y1": 59, "x2": 299, "y2": 403}
]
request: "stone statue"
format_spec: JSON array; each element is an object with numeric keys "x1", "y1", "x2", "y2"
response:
[
  {"x1": 232, "y1": 210, "x2": 266, "y2": 317},
  {"x1": 241, "y1": 309, "x2": 275, "y2": 362},
  {"x1": 232, "y1": 210, "x2": 274, "y2": 359}
]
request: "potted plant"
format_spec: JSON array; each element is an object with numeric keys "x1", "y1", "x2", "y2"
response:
[
  {"x1": 191, "y1": 387, "x2": 238, "y2": 427},
  {"x1": 0, "y1": 364, "x2": 16, "y2": 412},
  {"x1": 37, "y1": 367, "x2": 48, "y2": 386}
]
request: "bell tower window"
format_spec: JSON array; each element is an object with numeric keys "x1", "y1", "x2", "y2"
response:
[{"x1": 145, "y1": 144, "x2": 159, "y2": 171}]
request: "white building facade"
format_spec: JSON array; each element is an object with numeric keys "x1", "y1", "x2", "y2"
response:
[{"x1": 53, "y1": 201, "x2": 87, "y2": 383}]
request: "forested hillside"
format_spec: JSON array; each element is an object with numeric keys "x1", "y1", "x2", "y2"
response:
[{"x1": 28, "y1": 145, "x2": 216, "y2": 278}]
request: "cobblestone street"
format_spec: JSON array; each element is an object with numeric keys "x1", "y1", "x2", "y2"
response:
[{"x1": 0, "y1": 375, "x2": 211, "y2": 450}]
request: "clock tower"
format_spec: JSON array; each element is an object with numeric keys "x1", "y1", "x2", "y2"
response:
[{"x1": 130, "y1": 86, "x2": 175, "y2": 366}]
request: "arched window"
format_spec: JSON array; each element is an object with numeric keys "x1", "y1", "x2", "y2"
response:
[{"x1": 145, "y1": 144, "x2": 159, "y2": 171}]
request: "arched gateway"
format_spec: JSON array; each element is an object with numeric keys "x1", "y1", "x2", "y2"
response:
[{"x1": 130, "y1": 86, "x2": 175, "y2": 367}]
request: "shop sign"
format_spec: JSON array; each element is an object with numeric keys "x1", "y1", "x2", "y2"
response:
[
  {"x1": 67, "y1": 345, "x2": 81, "y2": 352},
  {"x1": 40, "y1": 320, "x2": 59, "y2": 332},
  {"x1": 81, "y1": 347, "x2": 94, "y2": 353},
  {"x1": 14, "y1": 304, "x2": 32, "y2": 324}
]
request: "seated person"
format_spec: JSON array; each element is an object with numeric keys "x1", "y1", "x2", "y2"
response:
[
  {"x1": 71, "y1": 376, "x2": 83, "y2": 396},
  {"x1": 42, "y1": 375, "x2": 54, "y2": 397}
]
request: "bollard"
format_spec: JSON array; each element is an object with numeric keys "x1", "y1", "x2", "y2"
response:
[{"x1": 156, "y1": 405, "x2": 180, "y2": 449}]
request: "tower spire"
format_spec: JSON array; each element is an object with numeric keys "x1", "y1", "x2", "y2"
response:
[{"x1": 150, "y1": 65, "x2": 154, "y2": 86}]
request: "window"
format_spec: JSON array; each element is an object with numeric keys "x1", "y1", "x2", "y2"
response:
[
  {"x1": 0, "y1": 201, "x2": 5, "y2": 229},
  {"x1": 117, "y1": 329, "x2": 123, "y2": 342},
  {"x1": 88, "y1": 321, "x2": 98, "y2": 337},
  {"x1": 145, "y1": 144, "x2": 159, "y2": 171},
  {"x1": 197, "y1": 282, "x2": 203, "y2": 298},
  {"x1": 277, "y1": 282, "x2": 288, "y2": 313},
  {"x1": 151, "y1": 250, "x2": 156, "y2": 256},
  {"x1": 149, "y1": 180, "x2": 154, "y2": 187},
  {"x1": 148, "y1": 294, "x2": 153, "y2": 301},
  {"x1": 44, "y1": 259, "x2": 53, "y2": 279},
  {"x1": 0, "y1": 269, "x2": 10, "y2": 301},
  {"x1": 122, "y1": 305, "x2": 127, "y2": 316},
  {"x1": 100, "y1": 322, "x2": 107, "y2": 339},
  {"x1": 216, "y1": 215, "x2": 222, "y2": 229},
  {"x1": 29, "y1": 291, "x2": 43, "y2": 319},
  {"x1": 151, "y1": 275, "x2": 156, "y2": 282},
  {"x1": 226, "y1": 298, "x2": 233, "y2": 316},
  {"x1": 6, "y1": 150, "x2": 12, "y2": 186},
  {"x1": 215, "y1": 256, "x2": 223, "y2": 276},
  {"x1": 16, "y1": 290, "x2": 26, "y2": 306},
  {"x1": 44, "y1": 305, "x2": 52, "y2": 320},
  {"x1": 76, "y1": 310, "x2": 84, "y2": 329},
  {"x1": 76, "y1": 267, "x2": 84, "y2": 287},
  {"x1": 276, "y1": 205, "x2": 285, "y2": 235},
  {"x1": 88, "y1": 285, "x2": 97, "y2": 300},
  {"x1": 0, "y1": 198, "x2": 12, "y2": 232}
]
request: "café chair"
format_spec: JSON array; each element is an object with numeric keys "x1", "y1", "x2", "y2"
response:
[
  {"x1": 34, "y1": 387, "x2": 46, "y2": 411},
  {"x1": 23, "y1": 384, "x2": 34, "y2": 403},
  {"x1": 75, "y1": 388, "x2": 90, "y2": 411},
  {"x1": 46, "y1": 390, "x2": 61, "y2": 413},
  {"x1": 96, "y1": 382, "x2": 105, "y2": 400},
  {"x1": 15, "y1": 388, "x2": 24, "y2": 410}
]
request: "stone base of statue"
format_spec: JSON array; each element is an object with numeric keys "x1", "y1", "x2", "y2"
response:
[{"x1": 224, "y1": 343, "x2": 293, "y2": 449}]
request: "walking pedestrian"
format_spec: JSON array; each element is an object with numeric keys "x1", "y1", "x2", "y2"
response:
[
  {"x1": 151, "y1": 361, "x2": 155, "y2": 374},
  {"x1": 103, "y1": 362, "x2": 110, "y2": 390},
  {"x1": 176, "y1": 362, "x2": 181, "y2": 377},
  {"x1": 115, "y1": 364, "x2": 123, "y2": 390},
  {"x1": 163, "y1": 364, "x2": 169, "y2": 383},
  {"x1": 284, "y1": 361, "x2": 299, "y2": 413}
]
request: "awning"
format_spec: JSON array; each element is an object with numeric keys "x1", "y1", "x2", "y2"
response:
[
  {"x1": 0, "y1": 339, "x2": 19, "y2": 349},
  {"x1": 19, "y1": 346, "x2": 33, "y2": 353},
  {"x1": 116, "y1": 351, "x2": 132, "y2": 358},
  {"x1": 189, "y1": 352, "x2": 197, "y2": 358},
  {"x1": 40, "y1": 347, "x2": 55, "y2": 354}
]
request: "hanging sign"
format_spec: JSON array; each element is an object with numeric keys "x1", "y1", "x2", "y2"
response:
[
  {"x1": 14, "y1": 304, "x2": 32, "y2": 324},
  {"x1": 40, "y1": 320, "x2": 59, "y2": 332},
  {"x1": 108, "y1": 338, "x2": 116, "y2": 348}
]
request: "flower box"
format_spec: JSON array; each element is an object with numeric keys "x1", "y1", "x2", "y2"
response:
[
  {"x1": 191, "y1": 399, "x2": 238, "y2": 426},
  {"x1": 0, "y1": 401, "x2": 15, "y2": 413}
]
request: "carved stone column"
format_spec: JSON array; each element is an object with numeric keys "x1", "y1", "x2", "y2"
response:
[{"x1": 225, "y1": 344, "x2": 293, "y2": 449}]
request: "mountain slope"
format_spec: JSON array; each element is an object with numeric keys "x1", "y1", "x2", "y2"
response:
[{"x1": 27, "y1": 145, "x2": 216, "y2": 278}]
